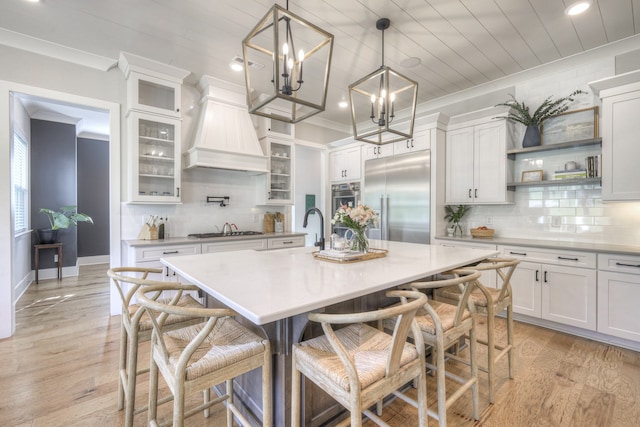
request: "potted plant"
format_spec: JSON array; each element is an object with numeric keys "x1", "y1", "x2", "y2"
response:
[
  {"x1": 495, "y1": 90, "x2": 586, "y2": 147},
  {"x1": 444, "y1": 205, "x2": 471, "y2": 236},
  {"x1": 38, "y1": 205, "x2": 94, "y2": 244}
]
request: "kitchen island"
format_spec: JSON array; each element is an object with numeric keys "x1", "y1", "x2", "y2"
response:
[{"x1": 161, "y1": 240, "x2": 498, "y2": 426}]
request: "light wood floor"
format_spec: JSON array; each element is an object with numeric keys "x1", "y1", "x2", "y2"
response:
[{"x1": 1, "y1": 264, "x2": 639, "y2": 426}]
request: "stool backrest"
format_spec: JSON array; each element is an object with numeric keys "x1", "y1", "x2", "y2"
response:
[
  {"x1": 472, "y1": 258, "x2": 519, "y2": 303},
  {"x1": 107, "y1": 267, "x2": 165, "y2": 323}
]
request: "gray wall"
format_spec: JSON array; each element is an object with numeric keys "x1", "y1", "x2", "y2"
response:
[
  {"x1": 30, "y1": 119, "x2": 77, "y2": 269},
  {"x1": 77, "y1": 137, "x2": 110, "y2": 257}
]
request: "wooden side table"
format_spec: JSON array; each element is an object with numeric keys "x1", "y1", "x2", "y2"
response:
[{"x1": 34, "y1": 243, "x2": 63, "y2": 284}]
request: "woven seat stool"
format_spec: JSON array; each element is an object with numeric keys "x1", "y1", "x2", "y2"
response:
[
  {"x1": 434, "y1": 258, "x2": 519, "y2": 403},
  {"x1": 107, "y1": 267, "x2": 205, "y2": 427},
  {"x1": 397, "y1": 269, "x2": 481, "y2": 427},
  {"x1": 137, "y1": 282, "x2": 272, "y2": 427},
  {"x1": 292, "y1": 290, "x2": 428, "y2": 427}
]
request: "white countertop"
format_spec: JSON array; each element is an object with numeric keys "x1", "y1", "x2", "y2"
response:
[
  {"x1": 434, "y1": 235, "x2": 640, "y2": 255},
  {"x1": 161, "y1": 240, "x2": 498, "y2": 325},
  {"x1": 124, "y1": 231, "x2": 306, "y2": 247}
]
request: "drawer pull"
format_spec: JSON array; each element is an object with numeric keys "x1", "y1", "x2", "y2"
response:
[
  {"x1": 163, "y1": 250, "x2": 179, "y2": 255},
  {"x1": 283, "y1": 241, "x2": 294, "y2": 244},
  {"x1": 616, "y1": 262, "x2": 640, "y2": 268},
  {"x1": 441, "y1": 244, "x2": 456, "y2": 247},
  {"x1": 510, "y1": 251, "x2": 527, "y2": 256},
  {"x1": 558, "y1": 256, "x2": 579, "y2": 261}
]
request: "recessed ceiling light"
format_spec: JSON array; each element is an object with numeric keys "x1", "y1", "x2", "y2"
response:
[
  {"x1": 230, "y1": 62, "x2": 243, "y2": 72},
  {"x1": 338, "y1": 101, "x2": 349, "y2": 108},
  {"x1": 400, "y1": 57, "x2": 421, "y2": 68},
  {"x1": 565, "y1": 1, "x2": 591, "y2": 16},
  {"x1": 24, "y1": 0, "x2": 40, "y2": 2}
]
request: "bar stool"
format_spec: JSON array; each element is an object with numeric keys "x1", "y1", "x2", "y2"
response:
[
  {"x1": 291, "y1": 290, "x2": 428, "y2": 427},
  {"x1": 136, "y1": 282, "x2": 272, "y2": 427},
  {"x1": 399, "y1": 269, "x2": 481, "y2": 427},
  {"x1": 107, "y1": 267, "x2": 205, "y2": 427},
  {"x1": 433, "y1": 258, "x2": 519, "y2": 402}
]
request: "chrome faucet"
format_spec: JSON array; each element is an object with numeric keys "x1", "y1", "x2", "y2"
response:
[{"x1": 303, "y1": 208, "x2": 325, "y2": 250}]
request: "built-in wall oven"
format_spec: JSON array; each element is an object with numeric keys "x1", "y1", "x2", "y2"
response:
[{"x1": 331, "y1": 181, "x2": 360, "y2": 237}]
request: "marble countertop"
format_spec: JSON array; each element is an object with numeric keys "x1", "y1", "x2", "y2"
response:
[
  {"x1": 124, "y1": 231, "x2": 307, "y2": 247},
  {"x1": 161, "y1": 240, "x2": 498, "y2": 325},
  {"x1": 434, "y1": 235, "x2": 640, "y2": 256}
]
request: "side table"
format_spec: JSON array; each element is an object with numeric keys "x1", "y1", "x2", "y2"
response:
[{"x1": 34, "y1": 243, "x2": 63, "y2": 284}]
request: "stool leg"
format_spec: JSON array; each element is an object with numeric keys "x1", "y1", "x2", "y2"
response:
[
  {"x1": 124, "y1": 328, "x2": 139, "y2": 427},
  {"x1": 486, "y1": 306, "x2": 496, "y2": 403},
  {"x1": 291, "y1": 350, "x2": 301, "y2": 427},
  {"x1": 436, "y1": 333, "x2": 447, "y2": 427},
  {"x1": 469, "y1": 321, "x2": 479, "y2": 420},
  {"x1": 507, "y1": 304, "x2": 514, "y2": 379},
  {"x1": 262, "y1": 343, "x2": 272, "y2": 427},
  {"x1": 118, "y1": 323, "x2": 128, "y2": 411},
  {"x1": 226, "y1": 379, "x2": 234, "y2": 427},
  {"x1": 148, "y1": 352, "x2": 159, "y2": 426}
]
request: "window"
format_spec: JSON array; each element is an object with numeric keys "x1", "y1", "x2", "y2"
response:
[{"x1": 12, "y1": 132, "x2": 29, "y2": 233}]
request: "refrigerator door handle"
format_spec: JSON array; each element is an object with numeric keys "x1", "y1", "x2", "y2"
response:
[{"x1": 385, "y1": 195, "x2": 390, "y2": 240}]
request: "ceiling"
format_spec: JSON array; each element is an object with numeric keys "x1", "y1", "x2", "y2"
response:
[{"x1": 3, "y1": 0, "x2": 640, "y2": 130}]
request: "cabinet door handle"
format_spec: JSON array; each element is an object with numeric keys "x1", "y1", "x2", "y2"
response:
[
  {"x1": 176, "y1": 187, "x2": 180, "y2": 197},
  {"x1": 510, "y1": 251, "x2": 527, "y2": 256},
  {"x1": 411, "y1": 138, "x2": 414, "y2": 148},
  {"x1": 406, "y1": 140, "x2": 410, "y2": 149},
  {"x1": 163, "y1": 251, "x2": 179, "y2": 255},
  {"x1": 475, "y1": 189, "x2": 478, "y2": 198},
  {"x1": 558, "y1": 256, "x2": 579, "y2": 261},
  {"x1": 535, "y1": 270, "x2": 539, "y2": 282},
  {"x1": 468, "y1": 189, "x2": 472, "y2": 198},
  {"x1": 544, "y1": 271, "x2": 548, "y2": 283},
  {"x1": 616, "y1": 262, "x2": 640, "y2": 268}
]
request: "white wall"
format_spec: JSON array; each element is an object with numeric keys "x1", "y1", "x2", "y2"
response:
[{"x1": 294, "y1": 144, "x2": 324, "y2": 246}]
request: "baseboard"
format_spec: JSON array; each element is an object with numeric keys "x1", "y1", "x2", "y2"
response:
[
  {"x1": 78, "y1": 255, "x2": 110, "y2": 266},
  {"x1": 14, "y1": 272, "x2": 33, "y2": 303}
]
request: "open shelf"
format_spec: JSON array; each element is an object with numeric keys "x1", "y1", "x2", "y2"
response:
[
  {"x1": 507, "y1": 138, "x2": 602, "y2": 160},
  {"x1": 507, "y1": 177, "x2": 601, "y2": 191}
]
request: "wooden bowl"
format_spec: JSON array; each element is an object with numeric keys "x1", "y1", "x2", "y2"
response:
[{"x1": 470, "y1": 228, "x2": 494, "y2": 238}]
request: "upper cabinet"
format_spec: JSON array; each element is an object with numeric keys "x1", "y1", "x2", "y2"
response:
[
  {"x1": 362, "y1": 143, "x2": 394, "y2": 160},
  {"x1": 126, "y1": 72, "x2": 181, "y2": 117},
  {"x1": 596, "y1": 81, "x2": 640, "y2": 201},
  {"x1": 128, "y1": 111, "x2": 181, "y2": 203},
  {"x1": 330, "y1": 146, "x2": 361, "y2": 183},
  {"x1": 393, "y1": 129, "x2": 430, "y2": 155},
  {"x1": 256, "y1": 136, "x2": 295, "y2": 205},
  {"x1": 118, "y1": 52, "x2": 190, "y2": 204},
  {"x1": 446, "y1": 115, "x2": 514, "y2": 204}
]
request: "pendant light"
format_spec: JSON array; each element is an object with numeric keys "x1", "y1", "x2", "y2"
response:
[
  {"x1": 349, "y1": 18, "x2": 418, "y2": 145},
  {"x1": 242, "y1": 0, "x2": 334, "y2": 124}
]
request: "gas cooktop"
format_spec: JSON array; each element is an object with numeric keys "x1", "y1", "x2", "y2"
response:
[{"x1": 188, "y1": 231, "x2": 264, "y2": 239}]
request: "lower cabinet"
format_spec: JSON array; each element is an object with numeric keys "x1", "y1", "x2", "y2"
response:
[
  {"x1": 597, "y1": 253, "x2": 640, "y2": 342},
  {"x1": 202, "y1": 239, "x2": 268, "y2": 253},
  {"x1": 437, "y1": 240, "x2": 497, "y2": 287},
  {"x1": 501, "y1": 246, "x2": 597, "y2": 331},
  {"x1": 267, "y1": 235, "x2": 305, "y2": 249},
  {"x1": 130, "y1": 243, "x2": 202, "y2": 281}
]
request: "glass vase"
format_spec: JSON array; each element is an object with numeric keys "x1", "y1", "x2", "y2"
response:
[{"x1": 349, "y1": 227, "x2": 369, "y2": 253}]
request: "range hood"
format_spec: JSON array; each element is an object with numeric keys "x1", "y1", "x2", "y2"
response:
[{"x1": 183, "y1": 76, "x2": 268, "y2": 173}]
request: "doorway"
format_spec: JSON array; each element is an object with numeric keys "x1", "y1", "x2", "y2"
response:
[{"x1": 0, "y1": 81, "x2": 121, "y2": 338}]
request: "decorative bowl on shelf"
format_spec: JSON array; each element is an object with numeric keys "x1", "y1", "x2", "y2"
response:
[{"x1": 470, "y1": 227, "x2": 494, "y2": 238}]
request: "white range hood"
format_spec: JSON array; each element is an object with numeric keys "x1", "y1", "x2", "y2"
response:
[{"x1": 183, "y1": 76, "x2": 268, "y2": 173}]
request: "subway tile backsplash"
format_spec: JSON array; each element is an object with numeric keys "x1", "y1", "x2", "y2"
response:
[{"x1": 464, "y1": 186, "x2": 640, "y2": 246}]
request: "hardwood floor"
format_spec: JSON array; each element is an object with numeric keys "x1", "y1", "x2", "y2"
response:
[{"x1": 1, "y1": 264, "x2": 639, "y2": 426}]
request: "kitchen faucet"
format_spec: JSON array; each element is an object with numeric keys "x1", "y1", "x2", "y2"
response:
[{"x1": 303, "y1": 208, "x2": 325, "y2": 250}]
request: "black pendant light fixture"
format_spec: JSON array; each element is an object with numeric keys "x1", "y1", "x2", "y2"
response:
[
  {"x1": 242, "y1": 0, "x2": 334, "y2": 124},
  {"x1": 349, "y1": 18, "x2": 418, "y2": 145}
]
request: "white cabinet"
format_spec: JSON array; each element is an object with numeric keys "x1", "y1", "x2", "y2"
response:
[
  {"x1": 599, "y1": 83, "x2": 640, "y2": 200},
  {"x1": 597, "y1": 253, "x2": 640, "y2": 342},
  {"x1": 501, "y1": 246, "x2": 597, "y2": 330},
  {"x1": 393, "y1": 129, "x2": 430, "y2": 155},
  {"x1": 446, "y1": 120, "x2": 514, "y2": 204},
  {"x1": 126, "y1": 72, "x2": 181, "y2": 118},
  {"x1": 436, "y1": 239, "x2": 497, "y2": 288},
  {"x1": 128, "y1": 111, "x2": 181, "y2": 203},
  {"x1": 362, "y1": 143, "x2": 394, "y2": 160},
  {"x1": 202, "y1": 240, "x2": 268, "y2": 253},
  {"x1": 330, "y1": 146, "x2": 361, "y2": 182},
  {"x1": 127, "y1": 243, "x2": 202, "y2": 282},
  {"x1": 257, "y1": 137, "x2": 294, "y2": 205}
]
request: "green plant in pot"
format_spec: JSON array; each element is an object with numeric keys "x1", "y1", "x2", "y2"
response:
[
  {"x1": 38, "y1": 205, "x2": 93, "y2": 244},
  {"x1": 495, "y1": 90, "x2": 586, "y2": 148},
  {"x1": 444, "y1": 205, "x2": 471, "y2": 236}
]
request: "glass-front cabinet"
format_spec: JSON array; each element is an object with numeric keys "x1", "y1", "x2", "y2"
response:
[
  {"x1": 129, "y1": 111, "x2": 181, "y2": 203},
  {"x1": 127, "y1": 72, "x2": 181, "y2": 118},
  {"x1": 256, "y1": 137, "x2": 294, "y2": 205}
]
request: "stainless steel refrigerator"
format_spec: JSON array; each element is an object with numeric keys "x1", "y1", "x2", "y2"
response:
[{"x1": 364, "y1": 150, "x2": 430, "y2": 244}]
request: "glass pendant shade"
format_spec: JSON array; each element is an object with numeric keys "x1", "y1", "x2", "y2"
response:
[
  {"x1": 242, "y1": 4, "x2": 334, "y2": 124},
  {"x1": 349, "y1": 18, "x2": 418, "y2": 145}
]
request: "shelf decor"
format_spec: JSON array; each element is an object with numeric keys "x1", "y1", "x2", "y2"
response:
[
  {"x1": 541, "y1": 106, "x2": 598, "y2": 145},
  {"x1": 495, "y1": 90, "x2": 587, "y2": 148},
  {"x1": 522, "y1": 170, "x2": 543, "y2": 182}
]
